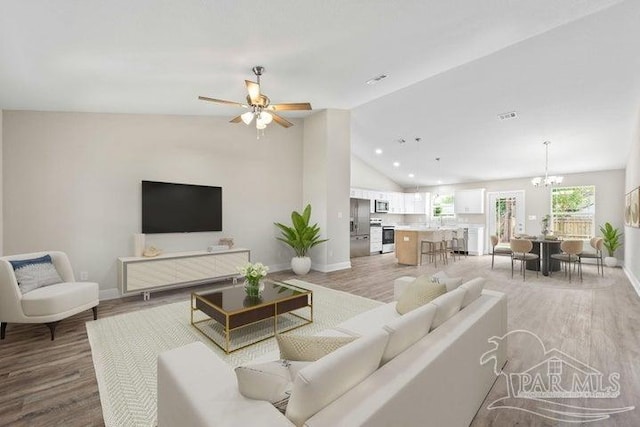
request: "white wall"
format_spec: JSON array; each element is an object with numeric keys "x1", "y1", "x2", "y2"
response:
[
  {"x1": 421, "y1": 169, "x2": 625, "y2": 255},
  {"x1": 3, "y1": 111, "x2": 304, "y2": 295},
  {"x1": 303, "y1": 110, "x2": 351, "y2": 271},
  {"x1": 0, "y1": 110, "x2": 3, "y2": 256},
  {"x1": 351, "y1": 154, "x2": 403, "y2": 192},
  {"x1": 625, "y1": 108, "x2": 640, "y2": 290}
]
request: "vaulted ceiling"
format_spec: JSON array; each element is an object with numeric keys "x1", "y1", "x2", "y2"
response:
[{"x1": 1, "y1": 0, "x2": 638, "y2": 186}]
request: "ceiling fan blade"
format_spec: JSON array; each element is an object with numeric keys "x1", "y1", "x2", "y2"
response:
[
  {"x1": 271, "y1": 112, "x2": 293, "y2": 128},
  {"x1": 198, "y1": 96, "x2": 246, "y2": 108},
  {"x1": 245, "y1": 80, "x2": 261, "y2": 104},
  {"x1": 269, "y1": 102, "x2": 312, "y2": 111},
  {"x1": 229, "y1": 115, "x2": 243, "y2": 123}
]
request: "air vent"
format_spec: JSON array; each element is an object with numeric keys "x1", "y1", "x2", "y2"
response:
[
  {"x1": 498, "y1": 111, "x2": 518, "y2": 121},
  {"x1": 366, "y1": 74, "x2": 388, "y2": 85}
]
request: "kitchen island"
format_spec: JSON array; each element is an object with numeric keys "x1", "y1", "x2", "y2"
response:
[{"x1": 395, "y1": 229, "x2": 436, "y2": 265}]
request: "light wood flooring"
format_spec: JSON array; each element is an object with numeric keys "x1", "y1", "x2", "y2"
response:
[{"x1": 0, "y1": 253, "x2": 638, "y2": 426}]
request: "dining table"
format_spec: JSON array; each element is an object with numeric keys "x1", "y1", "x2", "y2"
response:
[{"x1": 525, "y1": 238, "x2": 562, "y2": 276}]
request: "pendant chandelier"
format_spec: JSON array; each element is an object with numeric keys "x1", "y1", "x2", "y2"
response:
[{"x1": 531, "y1": 141, "x2": 563, "y2": 187}]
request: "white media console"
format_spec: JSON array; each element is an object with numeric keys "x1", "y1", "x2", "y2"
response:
[{"x1": 118, "y1": 248, "x2": 250, "y2": 296}]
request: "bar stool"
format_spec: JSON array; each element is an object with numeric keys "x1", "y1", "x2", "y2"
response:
[
  {"x1": 579, "y1": 237, "x2": 604, "y2": 277},
  {"x1": 420, "y1": 230, "x2": 444, "y2": 267},
  {"x1": 551, "y1": 240, "x2": 583, "y2": 282},
  {"x1": 442, "y1": 229, "x2": 455, "y2": 263},
  {"x1": 452, "y1": 228, "x2": 467, "y2": 258}
]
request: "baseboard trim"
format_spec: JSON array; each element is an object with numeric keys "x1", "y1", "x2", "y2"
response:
[
  {"x1": 623, "y1": 265, "x2": 640, "y2": 298},
  {"x1": 99, "y1": 288, "x2": 121, "y2": 301},
  {"x1": 312, "y1": 261, "x2": 352, "y2": 273}
]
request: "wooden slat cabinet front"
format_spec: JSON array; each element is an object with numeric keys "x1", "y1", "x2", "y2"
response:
[{"x1": 118, "y1": 248, "x2": 250, "y2": 295}]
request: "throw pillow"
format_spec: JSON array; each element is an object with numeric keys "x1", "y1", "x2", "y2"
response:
[
  {"x1": 9, "y1": 255, "x2": 63, "y2": 294},
  {"x1": 431, "y1": 271, "x2": 464, "y2": 291},
  {"x1": 235, "y1": 359, "x2": 311, "y2": 414},
  {"x1": 276, "y1": 334, "x2": 357, "y2": 362},
  {"x1": 395, "y1": 275, "x2": 446, "y2": 315}
]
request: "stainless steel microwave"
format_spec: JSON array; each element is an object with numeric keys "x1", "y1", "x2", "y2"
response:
[{"x1": 375, "y1": 200, "x2": 389, "y2": 213}]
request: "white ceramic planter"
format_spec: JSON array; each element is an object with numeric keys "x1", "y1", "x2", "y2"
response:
[
  {"x1": 291, "y1": 256, "x2": 312, "y2": 275},
  {"x1": 604, "y1": 256, "x2": 617, "y2": 268}
]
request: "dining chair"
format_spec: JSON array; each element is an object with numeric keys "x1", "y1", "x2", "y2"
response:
[
  {"x1": 490, "y1": 235, "x2": 512, "y2": 269},
  {"x1": 551, "y1": 240, "x2": 584, "y2": 282},
  {"x1": 578, "y1": 237, "x2": 604, "y2": 277},
  {"x1": 510, "y1": 239, "x2": 539, "y2": 281}
]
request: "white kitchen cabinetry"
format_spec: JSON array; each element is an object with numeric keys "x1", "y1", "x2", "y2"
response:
[
  {"x1": 466, "y1": 227, "x2": 485, "y2": 255},
  {"x1": 454, "y1": 189, "x2": 486, "y2": 214},
  {"x1": 403, "y1": 192, "x2": 429, "y2": 214},
  {"x1": 118, "y1": 248, "x2": 250, "y2": 295}
]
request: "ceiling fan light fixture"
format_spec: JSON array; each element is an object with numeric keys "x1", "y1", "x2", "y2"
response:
[
  {"x1": 259, "y1": 111, "x2": 273, "y2": 125},
  {"x1": 241, "y1": 111, "x2": 254, "y2": 125},
  {"x1": 256, "y1": 119, "x2": 267, "y2": 130}
]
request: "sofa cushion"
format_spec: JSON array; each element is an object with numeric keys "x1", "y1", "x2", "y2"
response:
[
  {"x1": 396, "y1": 276, "x2": 446, "y2": 315},
  {"x1": 10, "y1": 254, "x2": 63, "y2": 294},
  {"x1": 21, "y1": 281, "x2": 99, "y2": 316},
  {"x1": 430, "y1": 287, "x2": 466, "y2": 330},
  {"x1": 333, "y1": 302, "x2": 400, "y2": 336},
  {"x1": 459, "y1": 278, "x2": 486, "y2": 308},
  {"x1": 381, "y1": 303, "x2": 436, "y2": 365},
  {"x1": 285, "y1": 329, "x2": 389, "y2": 427},
  {"x1": 276, "y1": 334, "x2": 356, "y2": 362}
]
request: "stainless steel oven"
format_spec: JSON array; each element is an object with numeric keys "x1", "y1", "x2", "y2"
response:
[{"x1": 382, "y1": 226, "x2": 395, "y2": 253}]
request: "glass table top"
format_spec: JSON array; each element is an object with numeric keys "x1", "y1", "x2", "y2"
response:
[{"x1": 194, "y1": 280, "x2": 310, "y2": 313}]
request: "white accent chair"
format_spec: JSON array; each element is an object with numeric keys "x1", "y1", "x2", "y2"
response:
[{"x1": 0, "y1": 251, "x2": 99, "y2": 340}]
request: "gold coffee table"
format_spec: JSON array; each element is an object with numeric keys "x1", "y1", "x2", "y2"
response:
[{"x1": 191, "y1": 280, "x2": 313, "y2": 353}]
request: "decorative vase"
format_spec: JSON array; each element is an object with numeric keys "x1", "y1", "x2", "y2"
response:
[
  {"x1": 604, "y1": 257, "x2": 617, "y2": 268},
  {"x1": 244, "y1": 279, "x2": 265, "y2": 297},
  {"x1": 133, "y1": 233, "x2": 145, "y2": 257},
  {"x1": 291, "y1": 256, "x2": 311, "y2": 275}
]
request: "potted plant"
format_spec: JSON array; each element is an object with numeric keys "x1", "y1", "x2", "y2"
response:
[
  {"x1": 238, "y1": 262, "x2": 269, "y2": 297},
  {"x1": 600, "y1": 222, "x2": 623, "y2": 267},
  {"x1": 274, "y1": 204, "x2": 328, "y2": 275}
]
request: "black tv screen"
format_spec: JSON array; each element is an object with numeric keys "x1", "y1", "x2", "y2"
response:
[{"x1": 142, "y1": 181, "x2": 222, "y2": 233}]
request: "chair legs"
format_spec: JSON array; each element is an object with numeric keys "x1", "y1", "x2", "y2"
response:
[
  {"x1": 1, "y1": 306, "x2": 98, "y2": 341},
  {"x1": 492, "y1": 252, "x2": 495, "y2": 269},
  {"x1": 45, "y1": 322, "x2": 59, "y2": 341}
]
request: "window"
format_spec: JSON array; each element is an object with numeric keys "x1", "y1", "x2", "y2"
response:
[
  {"x1": 432, "y1": 194, "x2": 455, "y2": 218},
  {"x1": 551, "y1": 186, "x2": 595, "y2": 240}
]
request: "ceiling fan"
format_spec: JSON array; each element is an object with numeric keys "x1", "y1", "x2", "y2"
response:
[{"x1": 198, "y1": 66, "x2": 312, "y2": 131}]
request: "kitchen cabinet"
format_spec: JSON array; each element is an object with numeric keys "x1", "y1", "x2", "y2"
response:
[
  {"x1": 454, "y1": 189, "x2": 485, "y2": 214},
  {"x1": 466, "y1": 226, "x2": 485, "y2": 255},
  {"x1": 404, "y1": 192, "x2": 429, "y2": 214}
]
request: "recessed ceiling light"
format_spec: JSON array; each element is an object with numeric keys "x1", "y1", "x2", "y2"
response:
[
  {"x1": 375, "y1": 148, "x2": 383, "y2": 155},
  {"x1": 437, "y1": 180, "x2": 443, "y2": 184},
  {"x1": 366, "y1": 74, "x2": 389, "y2": 85},
  {"x1": 408, "y1": 173, "x2": 415, "y2": 178},
  {"x1": 393, "y1": 161, "x2": 400, "y2": 167}
]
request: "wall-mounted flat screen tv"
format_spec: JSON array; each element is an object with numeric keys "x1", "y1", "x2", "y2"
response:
[{"x1": 142, "y1": 181, "x2": 222, "y2": 233}]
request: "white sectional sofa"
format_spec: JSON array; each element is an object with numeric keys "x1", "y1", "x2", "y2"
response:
[{"x1": 157, "y1": 276, "x2": 507, "y2": 427}]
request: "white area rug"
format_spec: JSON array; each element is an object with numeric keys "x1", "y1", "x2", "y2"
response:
[{"x1": 86, "y1": 280, "x2": 382, "y2": 427}]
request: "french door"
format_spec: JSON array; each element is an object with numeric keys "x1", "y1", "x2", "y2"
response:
[{"x1": 487, "y1": 191, "x2": 525, "y2": 246}]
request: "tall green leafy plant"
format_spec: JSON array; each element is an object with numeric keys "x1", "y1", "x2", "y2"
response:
[
  {"x1": 274, "y1": 204, "x2": 328, "y2": 257},
  {"x1": 599, "y1": 222, "x2": 623, "y2": 257}
]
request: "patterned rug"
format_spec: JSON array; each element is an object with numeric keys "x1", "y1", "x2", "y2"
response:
[{"x1": 86, "y1": 280, "x2": 382, "y2": 427}]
